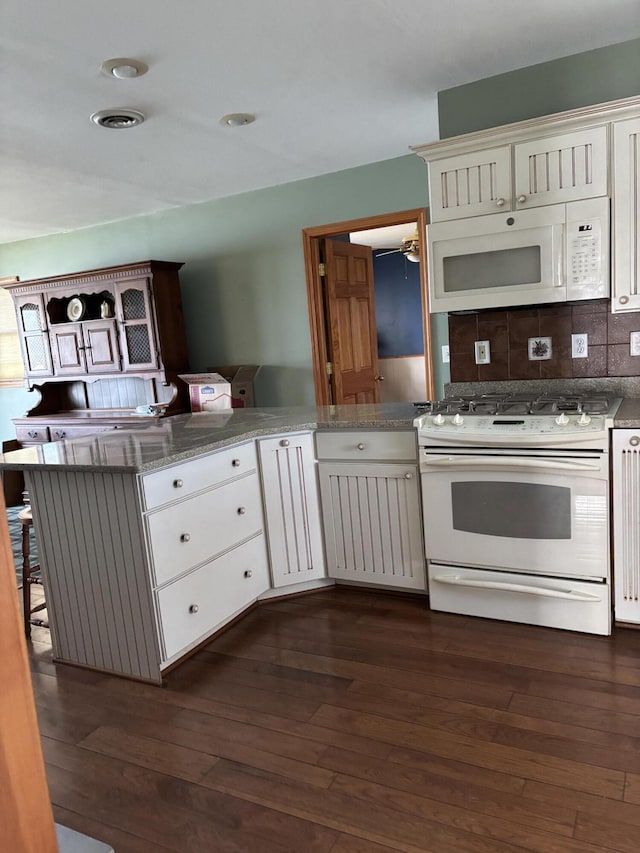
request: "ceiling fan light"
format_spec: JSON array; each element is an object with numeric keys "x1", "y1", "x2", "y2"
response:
[{"x1": 404, "y1": 250, "x2": 420, "y2": 262}]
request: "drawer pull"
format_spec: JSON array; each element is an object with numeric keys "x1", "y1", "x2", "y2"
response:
[
  {"x1": 244, "y1": 570, "x2": 253, "y2": 579},
  {"x1": 404, "y1": 472, "x2": 413, "y2": 479},
  {"x1": 180, "y1": 533, "x2": 191, "y2": 543},
  {"x1": 357, "y1": 443, "x2": 366, "y2": 450},
  {"x1": 189, "y1": 604, "x2": 199, "y2": 614},
  {"x1": 173, "y1": 479, "x2": 184, "y2": 488},
  {"x1": 237, "y1": 506, "x2": 246, "y2": 515},
  {"x1": 55, "y1": 430, "x2": 66, "y2": 439},
  {"x1": 280, "y1": 439, "x2": 290, "y2": 447},
  {"x1": 232, "y1": 458, "x2": 241, "y2": 467},
  {"x1": 28, "y1": 430, "x2": 38, "y2": 439}
]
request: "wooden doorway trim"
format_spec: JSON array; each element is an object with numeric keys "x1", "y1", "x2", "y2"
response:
[{"x1": 302, "y1": 208, "x2": 433, "y2": 406}]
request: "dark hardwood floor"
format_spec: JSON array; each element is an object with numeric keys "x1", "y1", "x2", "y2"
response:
[{"x1": 28, "y1": 587, "x2": 640, "y2": 852}]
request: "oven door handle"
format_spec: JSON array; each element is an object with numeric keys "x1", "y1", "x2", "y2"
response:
[
  {"x1": 421, "y1": 456, "x2": 602, "y2": 473},
  {"x1": 431, "y1": 574, "x2": 603, "y2": 601}
]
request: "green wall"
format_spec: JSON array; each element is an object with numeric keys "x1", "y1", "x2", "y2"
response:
[
  {"x1": 438, "y1": 37, "x2": 640, "y2": 138},
  {"x1": 0, "y1": 154, "x2": 453, "y2": 441}
]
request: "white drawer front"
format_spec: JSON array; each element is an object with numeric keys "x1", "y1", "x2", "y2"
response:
[
  {"x1": 141, "y1": 441, "x2": 257, "y2": 510},
  {"x1": 315, "y1": 430, "x2": 417, "y2": 462},
  {"x1": 147, "y1": 473, "x2": 263, "y2": 587},
  {"x1": 157, "y1": 534, "x2": 270, "y2": 661}
]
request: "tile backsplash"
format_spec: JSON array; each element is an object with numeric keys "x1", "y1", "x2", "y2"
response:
[{"x1": 448, "y1": 301, "x2": 640, "y2": 383}]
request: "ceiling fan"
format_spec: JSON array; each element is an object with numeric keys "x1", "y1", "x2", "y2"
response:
[{"x1": 374, "y1": 228, "x2": 420, "y2": 263}]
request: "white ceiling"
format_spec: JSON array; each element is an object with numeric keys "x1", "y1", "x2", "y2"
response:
[
  {"x1": 350, "y1": 224, "x2": 417, "y2": 249},
  {"x1": 2, "y1": 1, "x2": 640, "y2": 246}
]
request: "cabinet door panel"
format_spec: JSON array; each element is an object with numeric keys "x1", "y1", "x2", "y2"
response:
[
  {"x1": 258, "y1": 433, "x2": 325, "y2": 587},
  {"x1": 50, "y1": 325, "x2": 86, "y2": 374},
  {"x1": 14, "y1": 294, "x2": 53, "y2": 378},
  {"x1": 84, "y1": 320, "x2": 120, "y2": 373},
  {"x1": 319, "y1": 462, "x2": 425, "y2": 590},
  {"x1": 612, "y1": 118, "x2": 640, "y2": 312},
  {"x1": 114, "y1": 278, "x2": 158, "y2": 371},
  {"x1": 613, "y1": 430, "x2": 640, "y2": 623},
  {"x1": 428, "y1": 146, "x2": 512, "y2": 222},
  {"x1": 514, "y1": 126, "x2": 608, "y2": 208}
]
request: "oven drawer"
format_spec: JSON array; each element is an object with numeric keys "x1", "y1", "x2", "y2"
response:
[{"x1": 428, "y1": 563, "x2": 611, "y2": 635}]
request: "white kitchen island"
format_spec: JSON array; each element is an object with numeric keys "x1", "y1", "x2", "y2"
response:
[{"x1": 0, "y1": 404, "x2": 425, "y2": 683}]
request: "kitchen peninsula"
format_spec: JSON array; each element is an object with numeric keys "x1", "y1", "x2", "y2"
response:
[{"x1": 0, "y1": 404, "x2": 424, "y2": 683}]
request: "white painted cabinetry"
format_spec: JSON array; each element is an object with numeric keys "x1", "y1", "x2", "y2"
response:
[
  {"x1": 316, "y1": 431, "x2": 426, "y2": 590},
  {"x1": 426, "y1": 126, "x2": 608, "y2": 223},
  {"x1": 612, "y1": 430, "x2": 640, "y2": 624},
  {"x1": 612, "y1": 118, "x2": 640, "y2": 312},
  {"x1": 257, "y1": 432, "x2": 326, "y2": 588}
]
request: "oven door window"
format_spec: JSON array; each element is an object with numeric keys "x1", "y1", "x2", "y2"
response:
[{"x1": 451, "y1": 481, "x2": 571, "y2": 539}]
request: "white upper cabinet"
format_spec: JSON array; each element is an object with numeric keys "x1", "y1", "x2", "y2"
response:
[
  {"x1": 428, "y1": 126, "x2": 608, "y2": 223},
  {"x1": 428, "y1": 146, "x2": 512, "y2": 221},
  {"x1": 513, "y1": 126, "x2": 608, "y2": 209},
  {"x1": 612, "y1": 117, "x2": 640, "y2": 313}
]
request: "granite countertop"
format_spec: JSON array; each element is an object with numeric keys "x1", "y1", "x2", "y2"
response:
[
  {"x1": 613, "y1": 399, "x2": 640, "y2": 428},
  {"x1": 0, "y1": 403, "x2": 419, "y2": 473}
]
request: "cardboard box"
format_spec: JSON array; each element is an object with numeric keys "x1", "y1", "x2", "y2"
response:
[
  {"x1": 207, "y1": 365, "x2": 259, "y2": 408},
  {"x1": 178, "y1": 373, "x2": 232, "y2": 412}
]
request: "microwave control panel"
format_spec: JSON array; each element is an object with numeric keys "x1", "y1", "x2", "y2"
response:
[{"x1": 567, "y1": 217, "x2": 603, "y2": 287}]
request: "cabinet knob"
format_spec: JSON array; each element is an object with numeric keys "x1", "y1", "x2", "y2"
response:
[
  {"x1": 620, "y1": 296, "x2": 630, "y2": 305},
  {"x1": 237, "y1": 506, "x2": 246, "y2": 515},
  {"x1": 189, "y1": 604, "x2": 199, "y2": 614},
  {"x1": 54, "y1": 430, "x2": 66, "y2": 439},
  {"x1": 517, "y1": 194, "x2": 527, "y2": 203},
  {"x1": 28, "y1": 430, "x2": 38, "y2": 439},
  {"x1": 232, "y1": 458, "x2": 241, "y2": 467},
  {"x1": 244, "y1": 570, "x2": 253, "y2": 579},
  {"x1": 280, "y1": 439, "x2": 290, "y2": 447},
  {"x1": 180, "y1": 532, "x2": 191, "y2": 543},
  {"x1": 630, "y1": 437, "x2": 640, "y2": 447},
  {"x1": 374, "y1": 375, "x2": 384, "y2": 382},
  {"x1": 173, "y1": 479, "x2": 184, "y2": 488},
  {"x1": 495, "y1": 197, "x2": 506, "y2": 207},
  {"x1": 404, "y1": 472, "x2": 413, "y2": 479},
  {"x1": 357, "y1": 443, "x2": 366, "y2": 450}
]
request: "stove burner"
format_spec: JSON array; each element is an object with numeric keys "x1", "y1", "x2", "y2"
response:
[{"x1": 415, "y1": 393, "x2": 613, "y2": 417}]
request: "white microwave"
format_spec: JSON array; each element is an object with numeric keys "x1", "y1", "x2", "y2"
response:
[{"x1": 427, "y1": 197, "x2": 609, "y2": 313}]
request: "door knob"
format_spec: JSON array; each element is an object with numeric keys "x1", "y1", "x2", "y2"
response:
[{"x1": 374, "y1": 375, "x2": 384, "y2": 382}]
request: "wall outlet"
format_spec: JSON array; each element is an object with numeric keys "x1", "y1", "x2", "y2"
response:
[
  {"x1": 441, "y1": 345, "x2": 450, "y2": 363},
  {"x1": 571, "y1": 333, "x2": 589, "y2": 359},
  {"x1": 631, "y1": 332, "x2": 640, "y2": 357},
  {"x1": 474, "y1": 340, "x2": 490, "y2": 365}
]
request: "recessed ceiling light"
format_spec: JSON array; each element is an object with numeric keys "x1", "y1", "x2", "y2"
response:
[
  {"x1": 219, "y1": 113, "x2": 256, "y2": 127},
  {"x1": 101, "y1": 58, "x2": 148, "y2": 79},
  {"x1": 90, "y1": 109, "x2": 145, "y2": 129}
]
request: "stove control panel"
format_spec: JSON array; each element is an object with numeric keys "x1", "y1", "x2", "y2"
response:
[{"x1": 414, "y1": 413, "x2": 608, "y2": 438}]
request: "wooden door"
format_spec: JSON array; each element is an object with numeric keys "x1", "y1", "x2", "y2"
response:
[{"x1": 323, "y1": 239, "x2": 381, "y2": 405}]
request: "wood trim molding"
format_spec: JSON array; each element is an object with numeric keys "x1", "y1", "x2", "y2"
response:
[
  {"x1": 302, "y1": 208, "x2": 434, "y2": 406},
  {"x1": 0, "y1": 491, "x2": 57, "y2": 851}
]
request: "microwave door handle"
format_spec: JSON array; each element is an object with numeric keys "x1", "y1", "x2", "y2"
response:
[
  {"x1": 431, "y1": 574, "x2": 603, "y2": 601},
  {"x1": 422, "y1": 456, "x2": 602, "y2": 472}
]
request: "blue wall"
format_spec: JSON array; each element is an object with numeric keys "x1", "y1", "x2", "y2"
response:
[{"x1": 373, "y1": 252, "x2": 423, "y2": 358}]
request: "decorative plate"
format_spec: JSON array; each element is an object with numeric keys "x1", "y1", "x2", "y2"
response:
[{"x1": 66, "y1": 297, "x2": 86, "y2": 322}]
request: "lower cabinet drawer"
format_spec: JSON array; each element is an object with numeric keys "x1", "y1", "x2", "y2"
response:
[
  {"x1": 16, "y1": 425, "x2": 51, "y2": 444},
  {"x1": 146, "y1": 473, "x2": 264, "y2": 586},
  {"x1": 50, "y1": 424, "x2": 117, "y2": 441},
  {"x1": 157, "y1": 534, "x2": 270, "y2": 661},
  {"x1": 315, "y1": 430, "x2": 417, "y2": 462}
]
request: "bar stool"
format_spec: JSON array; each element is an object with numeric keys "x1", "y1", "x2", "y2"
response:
[{"x1": 19, "y1": 507, "x2": 48, "y2": 638}]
